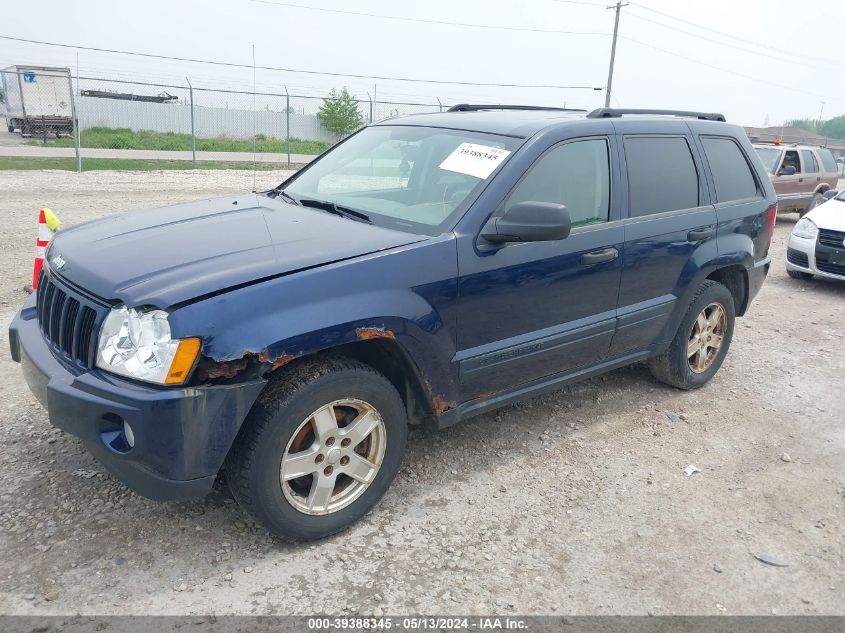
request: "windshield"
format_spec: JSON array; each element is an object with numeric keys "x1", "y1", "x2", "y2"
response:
[
  {"x1": 280, "y1": 125, "x2": 521, "y2": 235},
  {"x1": 754, "y1": 147, "x2": 782, "y2": 174}
]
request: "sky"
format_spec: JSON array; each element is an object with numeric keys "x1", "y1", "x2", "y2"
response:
[{"x1": 1, "y1": 0, "x2": 844, "y2": 126}]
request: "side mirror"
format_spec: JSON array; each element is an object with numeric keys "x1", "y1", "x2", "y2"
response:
[
  {"x1": 481, "y1": 201, "x2": 571, "y2": 245},
  {"x1": 778, "y1": 165, "x2": 797, "y2": 176},
  {"x1": 823, "y1": 189, "x2": 839, "y2": 200}
]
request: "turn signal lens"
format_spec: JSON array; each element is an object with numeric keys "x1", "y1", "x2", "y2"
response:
[{"x1": 165, "y1": 338, "x2": 202, "y2": 385}]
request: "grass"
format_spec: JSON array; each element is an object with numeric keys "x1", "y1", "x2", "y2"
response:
[
  {"x1": 0, "y1": 157, "x2": 296, "y2": 171},
  {"x1": 26, "y1": 127, "x2": 331, "y2": 155}
]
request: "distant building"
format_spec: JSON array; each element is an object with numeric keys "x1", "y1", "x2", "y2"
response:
[{"x1": 745, "y1": 126, "x2": 845, "y2": 159}]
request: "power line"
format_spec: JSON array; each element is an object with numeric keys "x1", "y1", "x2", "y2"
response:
[
  {"x1": 71, "y1": 75, "x2": 442, "y2": 105},
  {"x1": 550, "y1": 0, "x2": 613, "y2": 5},
  {"x1": 628, "y1": 1, "x2": 837, "y2": 65},
  {"x1": 625, "y1": 9, "x2": 843, "y2": 74},
  {"x1": 248, "y1": 0, "x2": 608, "y2": 35},
  {"x1": 0, "y1": 34, "x2": 604, "y2": 90},
  {"x1": 620, "y1": 36, "x2": 845, "y2": 103}
]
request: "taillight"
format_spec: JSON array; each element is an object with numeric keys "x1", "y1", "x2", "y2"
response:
[{"x1": 765, "y1": 203, "x2": 777, "y2": 253}]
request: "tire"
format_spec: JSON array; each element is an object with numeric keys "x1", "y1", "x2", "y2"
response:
[
  {"x1": 787, "y1": 269, "x2": 813, "y2": 280},
  {"x1": 649, "y1": 280, "x2": 735, "y2": 390},
  {"x1": 801, "y1": 193, "x2": 824, "y2": 217},
  {"x1": 225, "y1": 355, "x2": 407, "y2": 541}
]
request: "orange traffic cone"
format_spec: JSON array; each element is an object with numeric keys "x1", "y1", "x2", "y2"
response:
[{"x1": 32, "y1": 208, "x2": 59, "y2": 290}]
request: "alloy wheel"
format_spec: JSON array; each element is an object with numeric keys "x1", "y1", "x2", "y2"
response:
[
  {"x1": 687, "y1": 302, "x2": 727, "y2": 373},
  {"x1": 280, "y1": 399, "x2": 386, "y2": 515}
]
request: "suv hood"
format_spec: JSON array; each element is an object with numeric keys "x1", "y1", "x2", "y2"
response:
[{"x1": 47, "y1": 193, "x2": 426, "y2": 307}]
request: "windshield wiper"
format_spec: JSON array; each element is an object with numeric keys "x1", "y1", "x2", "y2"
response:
[
  {"x1": 298, "y1": 198, "x2": 372, "y2": 223},
  {"x1": 266, "y1": 187, "x2": 300, "y2": 205},
  {"x1": 277, "y1": 190, "x2": 300, "y2": 205}
]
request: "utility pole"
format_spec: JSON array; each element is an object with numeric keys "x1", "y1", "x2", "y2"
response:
[{"x1": 604, "y1": 1, "x2": 627, "y2": 108}]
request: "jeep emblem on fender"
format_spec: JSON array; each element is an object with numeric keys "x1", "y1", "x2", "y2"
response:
[{"x1": 51, "y1": 255, "x2": 66, "y2": 271}]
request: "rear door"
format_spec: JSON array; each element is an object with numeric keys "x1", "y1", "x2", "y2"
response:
[
  {"x1": 609, "y1": 126, "x2": 717, "y2": 356},
  {"x1": 801, "y1": 149, "x2": 822, "y2": 191},
  {"x1": 696, "y1": 132, "x2": 769, "y2": 266}
]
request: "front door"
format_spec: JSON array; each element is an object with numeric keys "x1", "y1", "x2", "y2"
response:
[
  {"x1": 776, "y1": 148, "x2": 812, "y2": 209},
  {"x1": 455, "y1": 136, "x2": 623, "y2": 399}
]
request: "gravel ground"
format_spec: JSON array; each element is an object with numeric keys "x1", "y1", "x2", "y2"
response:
[{"x1": 0, "y1": 169, "x2": 843, "y2": 616}]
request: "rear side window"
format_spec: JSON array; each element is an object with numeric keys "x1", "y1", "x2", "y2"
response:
[
  {"x1": 505, "y1": 138, "x2": 610, "y2": 228},
  {"x1": 801, "y1": 150, "x2": 819, "y2": 173},
  {"x1": 701, "y1": 136, "x2": 760, "y2": 203},
  {"x1": 817, "y1": 148, "x2": 838, "y2": 173},
  {"x1": 624, "y1": 136, "x2": 699, "y2": 217}
]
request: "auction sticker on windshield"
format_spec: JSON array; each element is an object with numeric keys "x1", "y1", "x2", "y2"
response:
[{"x1": 439, "y1": 143, "x2": 511, "y2": 179}]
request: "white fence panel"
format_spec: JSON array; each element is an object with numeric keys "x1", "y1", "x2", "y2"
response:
[{"x1": 76, "y1": 96, "x2": 334, "y2": 142}]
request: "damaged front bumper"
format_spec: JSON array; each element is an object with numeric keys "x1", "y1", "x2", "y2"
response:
[{"x1": 9, "y1": 296, "x2": 266, "y2": 501}]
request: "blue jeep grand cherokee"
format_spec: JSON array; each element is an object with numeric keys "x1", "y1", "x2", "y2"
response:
[{"x1": 10, "y1": 106, "x2": 776, "y2": 540}]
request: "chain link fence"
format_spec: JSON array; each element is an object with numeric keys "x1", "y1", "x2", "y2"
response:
[{"x1": 1, "y1": 67, "x2": 446, "y2": 172}]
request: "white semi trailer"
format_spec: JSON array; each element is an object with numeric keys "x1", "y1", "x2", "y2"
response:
[{"x1": 2, "y1": 65, "x2": 73, "y2": 137}]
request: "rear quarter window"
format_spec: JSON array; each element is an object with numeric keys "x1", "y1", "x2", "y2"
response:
[
  {"x1": 817, "y1": 148, "x2": 838, "y2": 173},
  {"x1": 701, "y1": 136, "x2": 761, "y2": 203},
  {"x1": 624, "y1": 136, "x2": 699, "y2": 217}
]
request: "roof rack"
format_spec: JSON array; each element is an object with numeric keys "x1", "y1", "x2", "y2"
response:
[
  {"x1": 447, "y1": 104, "x2": 586, "y2": 113},
  {"x1": 586, "y1": 108, "x2": 726, "y2": 122}
]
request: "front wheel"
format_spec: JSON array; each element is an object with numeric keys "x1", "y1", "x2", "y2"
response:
[
  {"x1": 649, "y1": 280, "x2": 735, "y2": 389},
  {"x1": 787, "y1": 269, "x2": 813, "y2": 280},
  {"x1": 226, "y1": 356, "x2": 408, "y2": 541}
]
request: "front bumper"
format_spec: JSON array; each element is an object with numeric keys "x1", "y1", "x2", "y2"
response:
[
  {"x1": 9, "y1": 295, "x2": 266, "y2": 501},
  {"x1": 786, "y1": 233, "x2": 845, "y2": 281}
]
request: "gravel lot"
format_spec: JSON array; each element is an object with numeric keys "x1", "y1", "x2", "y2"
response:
[{"x1": 0, "y1": 170, "x2": 843, "y2": 616}]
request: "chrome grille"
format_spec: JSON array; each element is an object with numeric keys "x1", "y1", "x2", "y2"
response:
[{"x1": 35, "y1": 270, "x2": 106, "y2": 368}]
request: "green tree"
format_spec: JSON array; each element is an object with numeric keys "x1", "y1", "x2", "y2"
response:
[
  {"x1": 786, "y1": 115, "x2": 845, "y2": 140},
  {"x1": 316, "y1": 88, "x2": 363, "y2": 138}
]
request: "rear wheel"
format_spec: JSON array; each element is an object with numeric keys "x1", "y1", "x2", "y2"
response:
[
  {"x1": 787, "y1": 269, "x2": 813, "y2": 280},
  {"x1": 226, "y1": 356, "x2": 407, "y2": 541},
  {"x1": 649, "y1": 280, "x2": 735, "y2": 390}
]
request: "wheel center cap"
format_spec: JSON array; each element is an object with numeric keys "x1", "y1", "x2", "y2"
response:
[{"x1": 326, "y1": 447, "x2": 341, "y2": 465}]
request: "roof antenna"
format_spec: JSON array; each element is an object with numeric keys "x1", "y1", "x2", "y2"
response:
[{"x1": 251, "y1": 43, "x2": 257, "y2": 193}]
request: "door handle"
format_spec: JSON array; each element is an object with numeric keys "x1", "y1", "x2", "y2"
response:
[
  {"x1": 687, "y1": 227, "x2": 715, "y2": 242},
  {"x1": 798, "y1": 177, "x2": 804, "y2": 182},
  {"x1": 580, "y1": 247, "x2": 618, "y2": 266}
]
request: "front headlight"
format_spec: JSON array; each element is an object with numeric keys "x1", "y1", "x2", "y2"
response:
[
  {"x1": 96, "y1": 306, "x2": 201, "y2": 385},
  {"x1": 792, "y1": 217, "x2": 819, "y2": 240}
]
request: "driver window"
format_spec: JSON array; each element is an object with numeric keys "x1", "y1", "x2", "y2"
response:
[
  {"x1": 504, "y1": 138, "x2": 610, "y2": 228},
  {"x1": 782, "y1": 150, "x2": 801, "y2": 173}
]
